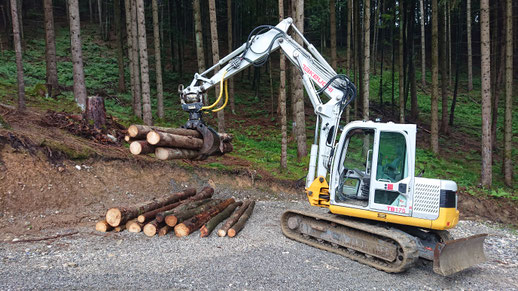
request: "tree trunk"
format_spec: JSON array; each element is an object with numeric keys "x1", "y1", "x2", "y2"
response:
[
  {"x1": 152, "y1": 0, "x2": 164, "y2": 119},
  {"x1": 419, "y1": 0, "x2": 426, "y2": 87},
  {"x1": 345, "y1": 0, "x2": 352, "y2": 122},
  {"x1": 146, "y1": 131, "x2": 203, "y2": 149},
  {"x1": 430, "y1": 0, "x2": 439, "y2": 154},
  {"x1": 105, "y1": 187, "x2": 200, "y2": 227},
  {"x1": 156, "y1": 198, "x2": 213, "y2": 223},
  {"x1": 293, "y1": 0, "x2": 307, "y2": 159},
  {"x1": 330, "y1": 0, "x2": 337, "y2": 68},
  {"x1": 228, "y1": 200, "x2": 255, "y2": 237},
  {"x1": 504, "y1": 0, "x2": 513, "y2": 186},
  {"x1": 89, "y1": 0, "x2": 93, "y2": 22},
  {"x1": 440, "y1": 6, "x2": 449, "y2": 135},
  {"x1": 86, "y1": 96, "x2": 106, "y2": 129},
  {"x1": 447, "y1": 2, "x2": 452, "y2": 88},
  {"x1": 114, "y1": 0, "x2": 125, "y2": 93},
  {"x1": 10, "y1": 0, "x2": 24, "y2": 110},
  {"x1": 165, "y1": 199, "x2": 221, "y2": 227},
  {"x1": 130, "y1": 0, "x2": 142, "y2": 118},
  {"x1": 279, "y1": 0, "x2": 287, "y2": 169},
  {"x1": 129, "y1": 140, "x2": 155, "y2": 155},
  {"x1": 480, "y1": 0, "x2": 492, "y2": 187},
  {"x1": 200, "y1": 201, "x2": 242, "y2": 237},
  {"x1": 136, "y1": 0, "x2": 152, "y2": 125},
  {"x1": 467, "y1": 0, "x2": 473, "y2": 91},
  {"x1": 217, "y1": 200, "x2": 251, "y2": 237},
  {"x1": 136, "y1": 191, "x2": 198, "y2": 223},
  {"x1": 174, "y1": 198, "x2": 235, "y2": 237},
  {"x1": 362, "y1": 0, "x2": 370, "y2": 120},
  {"x1": 398, "y1": 0, "x2": 404, "y2": 123},
  {"x1": 97, "y1": 0, "x2": 102, "y2": 37},
  {"x1": 95, "y1": 220, "x2": 113, "y2": 232},
  {"x1": 193, "y1": 0, "x2": 205, "y2": 76},
  {"x1": 143, "y1": 219, "x2": 164, "y2": 236},
  {"x1": 208, "y1": 0, "x2": 225, "y2": 132},
  {"x1": 371, "y1": 0, "x2": 381, "y2": 75},
  {"x1": 67, "y1": 0, "x2": 87, "y2": 110},
  {"x1": 227, "y1": 0, "x2": 235, "y2": 113},
  {"x1": 43, "y1": 0, "x2": 58, "y2": 95},
  {"x1": 125, "y1": 0, "x2": 136, "y2": 114},
  {"x1": 410, "y1": 11, "x2": 417, "y2": 120}
]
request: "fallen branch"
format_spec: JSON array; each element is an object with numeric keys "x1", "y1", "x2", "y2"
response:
[
  {"x1": 217, "y1": 200, "x2": 252, "y2": 237},
  {"x1": 228, "y1": 201, "x2": 256, "y2": 237},
  {"x1": 200, "y1": 201, "x2": 242, "y2": 237},
  {"x1": 6, "y1": 231, "x2": 79, "y2": 243}
]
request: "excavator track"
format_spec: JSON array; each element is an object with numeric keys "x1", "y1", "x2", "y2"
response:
[{"x1": 281, "y1": 209, "x2": 419, "y2": 273}]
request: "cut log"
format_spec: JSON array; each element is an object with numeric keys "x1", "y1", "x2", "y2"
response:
[
  {"x1": 137, "y1": 198, "x2": 194, "y2": 223},
  {"x1": 143, "y1": 219, "x2": 164, "y2": 237},
  {"x1": 129, "y1": 140, "x2": 155, "y2": 155},
  {"x1": 174, "y1": 198, "x2": 235, "y2": 237},
  {"x1": 228, "y1": 201, "x2": 256, "y2": 237},
  {"x1": 217, "y1": 200, "x2": 252, "y2": 237},
  {"x1": 95, "y1": 219, "x2": 113, "y2": 232},
  {"x1": 124, "y1": 135, "x2": 132, "y2": 142},
  {"x1": 158, "y1": 225, "x2": 172, "y2": 236},
  {"x1": 156, "y1": 198, "x2": 212, "y2": 223},
  {"x1": 127, "y1": 220, "x2": 144, "y2": 233},
  {"x1": 147, "y1": 131, "x2": 203, "y2": 149},
  {"x1": 200, "y1": 201, "x2": 242, "y2": 237},
  {"x1": 114, "y1": 224, "x2": 126, "y2": 232},
  {"x1": 165, "y1": 199, "x2": 222, "y2": 227},
  {"x1": 86, "y1": 96, "x2": 107, "y2": 130},
  {"x1": 105, "y1": 187, "x2": 198, "y2": 227},
  {"x1": 155, "y1": 186, "x2": 214, "y2": 222},
  {"x1": 128, "y1": 124, "x2": 202, "y2": 139},
  {"x1": 155, "y1": 147, "x2": 200, "y2": 160}
]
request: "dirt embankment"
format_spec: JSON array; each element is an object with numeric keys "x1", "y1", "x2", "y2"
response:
[{"x1": 0, "y1": 105, "x2": 516, "y2": 240}]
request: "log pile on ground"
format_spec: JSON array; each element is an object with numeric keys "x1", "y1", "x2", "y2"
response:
[
  {"x1": 126, "y1": 124, "x2": 233, "y2": 160},
  {"x1": 96, "y1": 186, "x2": 255, "y2": 239}
]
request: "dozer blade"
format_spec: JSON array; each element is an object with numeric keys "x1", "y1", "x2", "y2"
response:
[{"x1": 433, "y1": 233, "x2": 487, "y2": 276}]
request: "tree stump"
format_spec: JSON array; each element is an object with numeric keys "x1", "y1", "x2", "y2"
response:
[{"x1": 86, "y1": 96, "x2": 106, "y2": 129}]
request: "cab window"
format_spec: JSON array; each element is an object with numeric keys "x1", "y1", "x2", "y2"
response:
[{"x1": 376, "y1": 132, "x2": 407, "y2": 183}]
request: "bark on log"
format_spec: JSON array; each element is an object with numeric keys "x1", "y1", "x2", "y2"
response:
[
  {"x1": 158, "y1": 225, "x2": 172, "y2": 236},
  {"x1": 156, "y1": 198, "x2": 212, "y2": 223},
  {"x1": 86, "y1": 96, "x2": 107, "y2": 129},
  {"x1": 137, "y1": 198, "x2": 195, "y2": 223},
  {"x1": 105, "y1": 188, "x2": 198, "y2": 227},
  {"x1": 165, "y1": 199, "x2": 222, "y2": 227},
  {"x1": 143, "y1": 219, "x2": 164, "y2": 237},
  {"x1": 155, "y1": 186, "x2": 214, "y2": 222},
  {"x1": 174, "y1": 198, "x2": 236, "y2": 237},
  {"x1": 228, "y1": 201, "x2": 255, "y2": 237},
  {"x1": 147, "y1": 131, "x2": 203, "y2": 149},
  {"x1": 200, "y1": 201, "x2": 242, "y2": 237},
  {"x1": 127, "y1": 220, "x2": 144, "y2": 233},
  {"x1": 129, "y1": 140, "x2": 155, "y2": 155},
  {"x1": 128, "y1": 124, "x2": 202, "y2": 139},
  {"x1": 155, "y1": 147, "x2": 200, "y2": 160},
  {"x1": 217, "y1": 200, "x2": 252, "y2": 237},
  {"x1": 95, "y1": 219, "x2": 113, "y2": 232}
]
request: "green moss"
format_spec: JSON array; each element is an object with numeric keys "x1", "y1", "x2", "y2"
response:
[{"x1": 40, "y1": 139, "x2": 94, "y2": 160}]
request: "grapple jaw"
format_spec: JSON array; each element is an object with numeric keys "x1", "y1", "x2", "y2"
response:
[{"x1": 433, "y1": 233, "x2": 488, "y2": 276}]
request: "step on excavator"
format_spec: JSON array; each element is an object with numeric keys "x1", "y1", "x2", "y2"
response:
[{"x1": 177, "y1": 18, "x2": 487, "y2": 276}]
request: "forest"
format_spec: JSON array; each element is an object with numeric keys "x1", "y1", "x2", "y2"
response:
[{"x1": 0, "y1": 0, "x2": 516, "y2": 198}]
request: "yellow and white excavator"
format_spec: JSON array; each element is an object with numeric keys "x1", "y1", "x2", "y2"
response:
[{"x1": 178, "y1": 18, "x2": 487, "y2": 276}]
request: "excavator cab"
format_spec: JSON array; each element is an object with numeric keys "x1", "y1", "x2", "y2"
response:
[{"x1": 329, "y1": 121, "x2": 416, "y2": 218}]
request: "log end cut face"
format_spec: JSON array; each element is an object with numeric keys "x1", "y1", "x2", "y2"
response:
[{"x1": 106, "y1": 208, "x2": 122, "y2": 227}]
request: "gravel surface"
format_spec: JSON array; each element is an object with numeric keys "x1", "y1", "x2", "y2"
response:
[{"x1": 1, "y1": 199, "x2": 517, "y2": 290}]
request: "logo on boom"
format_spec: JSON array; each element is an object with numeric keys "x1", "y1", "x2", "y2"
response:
[{"x1": 302, "y1": 64, "x2": 334, "y2": 93}]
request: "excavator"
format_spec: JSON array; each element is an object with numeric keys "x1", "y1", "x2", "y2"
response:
[{"x1": 178, "y1": 18, "x2": 487, "y2": 276}]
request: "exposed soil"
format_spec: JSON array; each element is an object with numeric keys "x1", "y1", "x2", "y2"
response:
[{"x1": 0, "y1": 105, "x2": 516, "y2": 241}]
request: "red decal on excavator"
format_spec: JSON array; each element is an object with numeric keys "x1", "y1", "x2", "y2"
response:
[
  {"x1": 387, "y1": 184, "x2": 393, "y2": 190},
  {"x1": 302, "y1": 64, "x2": 334, "y2": 93},
  {"x1": 387, "y1": 206, "x2": 406, "y2": 213}
]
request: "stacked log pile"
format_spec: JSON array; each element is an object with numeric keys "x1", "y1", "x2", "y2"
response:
[
  {"x1": 126, "y1": 124, "x2": 233, "y2": 160},
  {"x1": 96, "y1": 186, "x2": 255, "y2": 239}
]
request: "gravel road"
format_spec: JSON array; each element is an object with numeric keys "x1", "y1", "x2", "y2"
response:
[{"x1": 1, "y1": 197, "x2": 517, "y2": 290}]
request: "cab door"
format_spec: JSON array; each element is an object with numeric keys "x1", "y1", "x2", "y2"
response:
[{"x1": 368, "y1": 126, "x2": 416, "y2": 216}]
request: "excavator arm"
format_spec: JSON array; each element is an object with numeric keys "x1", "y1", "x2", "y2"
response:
[{"x1": 180, "y1": 17, "x2": 356, "y2": 186}]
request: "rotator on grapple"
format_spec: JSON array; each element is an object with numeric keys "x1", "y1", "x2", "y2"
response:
[{"x1": 177, "y1": 17, "x2": 488, "y2": 276}]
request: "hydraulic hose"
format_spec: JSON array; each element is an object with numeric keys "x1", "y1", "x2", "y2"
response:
[
  {"x1": 201, "y1": 70, "x2": 228, "y2": 110},
  {"x1": 212, "y1": 80, "x2": 229, "y2": 112}
]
